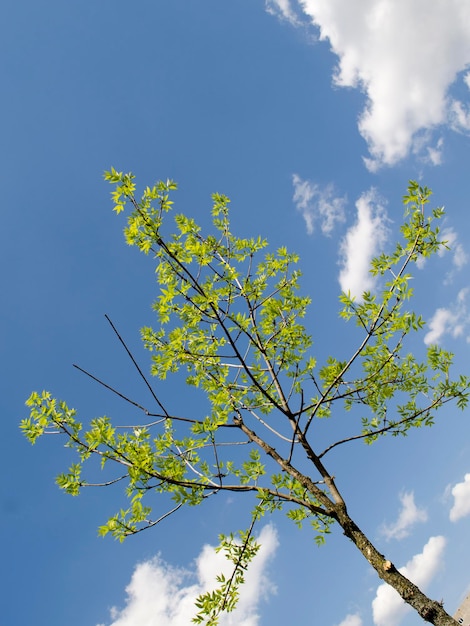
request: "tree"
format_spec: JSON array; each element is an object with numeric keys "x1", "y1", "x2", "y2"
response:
[{"x1": 21, "y1": 171, "x2": 469, "y2": 625}]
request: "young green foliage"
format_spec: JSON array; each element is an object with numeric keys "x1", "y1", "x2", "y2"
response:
[{"x1": 21, "y1": 174, "x2": 468, "y2": 625}]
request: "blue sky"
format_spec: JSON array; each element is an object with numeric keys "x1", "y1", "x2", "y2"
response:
[{"x1": 2, "y1": 1, "x2": 470, "y2": 624}]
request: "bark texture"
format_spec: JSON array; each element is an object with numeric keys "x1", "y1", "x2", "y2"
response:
[{"x1": 334, "y1": 505, "x2": 458, "y2": 626}]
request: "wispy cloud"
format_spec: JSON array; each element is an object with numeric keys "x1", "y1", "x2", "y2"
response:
[
  {"x1": 417, "y1": 225, "x2": 468, "y2": 275},
  {"x1": 264, "y1": 0, "x2": 302, "y2": 26},
  {"x1": 449, "y1": 474, "x2": 470, "y2": 522},
  {"x1": 425, "y1": 137, "x2": 444, "y2": 167},
  {"x1": 292, "y1": 175, "x2": 346, "y2": 235},
  {"x1": 372, "y1": 536, "x2": 446, "y2": 626},
  {"x1": 98, "y1": 525, "x2": 278, "y2": 626},
  {"x1": 381, "y1": 492, "x2": 427, "y2": 541},
  {"x1": 449, "y1": 99, "x2": 470, "y2": 132},
  {"x1": 450, "y1": 71, "x2": 470, "y2": 133},
  {"x1": 439, "y1": 227, "x2": 469, "y2": 272},
  {"x1": 336, "y1": 613, "x2": 363, "y2": 626},
  {"x1": 424, "y1": 287, "x2": 470, "y2": 345},
  {"x1": 338, "y1": 188, "x2": 389, "y2": 298},
  {"x1": 269, "y1": 1, "x2": 470, "y2": 169}
]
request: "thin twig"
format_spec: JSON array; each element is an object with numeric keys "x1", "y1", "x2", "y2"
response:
[
  {"x1": 73, "y1": 363, "x2": 150, "y2": 413},
  {"x1": 318, "y1": 393, "x2": 453, "y2": 458},
  {"x1": 79, "y1": 475, "x2": 127, "y2": 487},
  {"x1": 104, "y1": 314, "x2": 170, "y2": 417},
  {"x1": 125, "y1": 502, "x2": 185, "y2": 536}
]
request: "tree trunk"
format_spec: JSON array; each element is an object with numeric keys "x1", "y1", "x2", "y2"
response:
[{"x1": 334, "y1": 505, "x2": 458, "y2": 626}]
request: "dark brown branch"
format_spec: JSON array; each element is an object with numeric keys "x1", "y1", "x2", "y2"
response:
[
  {"x1": 233, "y1": 413, "x2": 335, "y2": 516},
  {"x1": 51, "y1": 413, "x2": 321, "y2": 507},
  {"x1": 211, "y1": 433, "x2": 224, "y2": 487},
  {"x1": 133, "y1": 200, "x2": 291, "y2": 419},
  {"x1": 288, "y1": 389, "x2": 303, "y2": 464}
]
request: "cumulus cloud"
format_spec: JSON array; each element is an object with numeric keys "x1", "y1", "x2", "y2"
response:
[
  {"x1": 98, "y1": 525, "x2": 278, "y2": 626},
  {"x1": 372, "y1": 536, "x2": 446, "y2": 626},
  {"x1": 336, "y1": 613, "x2": 363, "y2": 626},
  {"x1": 449, "y1": 473, "x2": 470, "y2": 522},
  {"x1": 269, "y1": 0, "x2": 470, "y2": 169},
  {"x1": 381, "y1": 492, "x2": 427, "y2": 541},
  {"x1": 292, "y1": 174, "x2": 346, "y2": 235},
  {"x1": 338, "y1": 188, "x2": 389, "y2": 298},
  {"x1": 424, "y1": 287, "x2": 470, "y2": 345}
]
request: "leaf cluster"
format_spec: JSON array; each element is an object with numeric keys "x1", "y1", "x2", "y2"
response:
[{"x1": 21, "y1": 176, "x2": 470, "y2": 623}]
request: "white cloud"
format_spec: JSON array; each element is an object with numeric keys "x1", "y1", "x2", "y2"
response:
[
  {"x1": 272, "y1": 1, "x2": 470, "y2": 169},
  {"x1": 99, "y1": 525, "x2": 278, "y2": 626},
  {"x1": 450, "y1": 99, "x2": 470, "y2": 132},
  {"x1": 424, "y1": 287, "x2": 470, "y2": 345},
  {"x1": 425, "y1": 138, "x2": 444, "y2": 167},
  {"x1": 336, "y1": 613, "x2": 363, "y2": 626},
  {"x1": 464, "y1": 71, "x2": 470, "y2": 90},
  {"x1": 381, "y1": 492, "x2": 427, "y2": 541},
  {"x1": 292, "y1": 174, "x2": 346, "y2": 235},
  {"x1": 265, "y1": 0, "x2": 302, "y2": 25},
  {"x1": 338, "y1": 188, "x2": 389, "y2": 298},
  {"x1": 372, "y1": 536, "x2": 446, "y2": 626},
  {"x1": 410, "y1": 134, "x2": 445, "y2": 167},
  {"x1": 424, "y1": 307, "x2": 458, "y2": 345},
  {"x1": 410, "y1": 132, "x2": 444, "y2": 167},
  {"x1": 453, "y1": 243, "x2": 469, "y2": 270},
  {"x1": 449, "y1": 473, "x2": 470, "y2": 522},
  {"x1": 439, "y1": 227, "x2": 469, "y2": 274}
]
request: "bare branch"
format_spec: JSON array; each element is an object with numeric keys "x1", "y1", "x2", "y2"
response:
[
  {"x1": 79, "y1": 475, "x2": 127, "y2": 487},
  {"x1": 105, "y1": 315, "x2": 170, "y2": 417}
]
